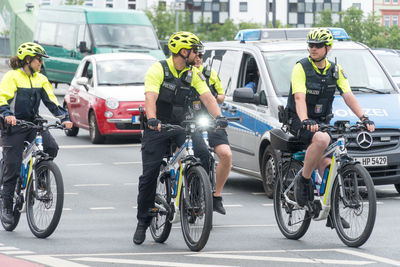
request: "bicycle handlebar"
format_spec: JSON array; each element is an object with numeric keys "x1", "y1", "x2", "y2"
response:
[
  {"x1": 16, "y1": 119, "x2": 65, "y2": 131},
  {"x1": 318, "y1": 121, "x2": 367, "y2": 134}
]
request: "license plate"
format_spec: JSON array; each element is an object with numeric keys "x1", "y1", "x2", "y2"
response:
[
  {"x1": 132, "y1": 115, "x2": 139, "y2": 124},
  {"x1": 354, "y1": 156, "x2": 388, "y2": 167}
]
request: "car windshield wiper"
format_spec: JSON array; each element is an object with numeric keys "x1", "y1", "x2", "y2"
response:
[
  {"x1": 351, "y1": 86, "x2": 390, "y2": 94},
  {"x1": 120, "y1": 44, "x2": 156, "y2": 50},
  {"x1": 96, "y1": 44, "x2": 122, "y2": 48},
  {"x1": 98, "y1": 83, "x2": 121, "y2": 86},
  {"x1": 120, "y1": 82, "x2": 144, "y2": 85}
]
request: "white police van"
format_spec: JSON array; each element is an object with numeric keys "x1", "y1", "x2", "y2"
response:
[{"x1": 203, "y1": 28, "x2": 400, "y2": 198}]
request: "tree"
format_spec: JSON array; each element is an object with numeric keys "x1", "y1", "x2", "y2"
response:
[
  {"x1": 386, "y1": 26, "x2": 400, "y2": 49},
  {"x1": 336, "y1": 6, "x2": 363, "y2": 42},
  {"x1": 313, "y1": 9, "x2": 333, "y2": 27},
  {"x1": 64, "y1": 0, "x2": 84, "y2": 4},
  {"x1": 361, "y1": 12, "x2": 386, "y2": 47}
]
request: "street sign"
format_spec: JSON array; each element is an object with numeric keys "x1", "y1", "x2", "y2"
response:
[{"x1": 172, "y1": 1, "x2": 185, "y2": 11}]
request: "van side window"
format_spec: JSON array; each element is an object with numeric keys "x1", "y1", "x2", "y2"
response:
[
  {"x1": 211, "y1": 49, "x2": 241, "y2": 96},
  {"x1": 77, "y1": 25, "x2": 92, "y2": 52},
  {"x1": 37, "y1": 22, "x2": 57, "y2": 45},
  {"x1": 56, "y1": 23, "x2": 77, "y2": 50},
  {"x1": 239, "y1": 54, "x2": 260, "y2": 94}
]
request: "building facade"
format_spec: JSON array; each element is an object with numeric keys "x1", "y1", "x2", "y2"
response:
[{"x1": 374, "y1": 0, "x2": 400, "y2": 27}]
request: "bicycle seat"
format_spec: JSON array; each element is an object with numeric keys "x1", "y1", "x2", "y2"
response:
[{"x1": 270, "y1": 128, "x2": 306, "y2": 153}]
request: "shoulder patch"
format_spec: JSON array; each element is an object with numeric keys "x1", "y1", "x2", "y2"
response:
[
  {"x1": 197, "y1": 71, "x2": 206, "y2": 81},
  {"x1": 341, "y1": 69, "x2": 347, "y2": 79}
]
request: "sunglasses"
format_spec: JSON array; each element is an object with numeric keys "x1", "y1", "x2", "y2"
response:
[
  {"x1": 192, "y1": 46, "x2": 204, "y2": 54},
  {"x1": 308, "y1": 43, "x2": 325, "y2": 49},
  {"x1": 198, "y1": 53, "x2": 203, "y2": 59},
  {"x1": 35, "y1": 57, "x2": 43, "y2": 63}
]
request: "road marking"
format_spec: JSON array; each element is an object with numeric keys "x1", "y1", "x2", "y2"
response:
[
  {"x1": 74, "y1": 184, "x2": 110, "y2": 187},
  {"x1": 18, "y1": 255, "x2": 89, "y2": 267},
  {"x1": 1, "y1": 251, "x2": 35, "y2": 255},
  {"x1": 0, "y1": 247, "x2": 18, "y2": 251},
  {"x1": 189, "y1": 253, "x2": 374, "y2": 265},
  {"x1": 113, "y1": 161, "x2": 141, "y2": 165},
  {"x1": 89, "y1": 207, "x2": 115, "y2": 210},
  {"x1": 64, "y1": 193, "x2": 78, "y2": 195},
  {"x1": 223, "y1": 204, "x2": 242, "y2": 207},
  {"x1": 336, "y1": 248, "x2": 400, "y2": 266},
  {"x1": 67, "y1": 163, "x2": 103, "y2": 167},
  {"x1": 73, "y1": 256, "x2": 237, "y2": 267},
  {"x1": 60, "y1": 144, "x2": 140, "y2": 149},
  {"x1": 132, "y1": 206, "x2": 137, "y2": 209},
  {"x1": 221, "y1": 193, "x2": 233, "y2": 195},
  {"x1": 252, "y1": 192, "x2": 266, "y2": 195},
  {"x1": 262, "y1": 203, "x2": 273, "y2": 207}
]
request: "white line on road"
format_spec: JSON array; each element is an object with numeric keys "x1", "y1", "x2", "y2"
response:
[
  {"x1": 60, "y1": 144, "x2": 140, "y2": 149},
  {"x1": 336, "y1": 248, "x2": 400, "y2": 266},
  {"x1": 89, "y1": 207, "x2": 115, "y2": 210},
  {"x1": 0, "y1": 247, "x2": 18, "y2": 251},
  {"x1": 262, "y1": 204, "x2": 273, "y2": 207},
  {"x1": 223, "y1": 204, "x2": 243, "y2": 207},
  {"x1": 74, "y1": 184, "x2": 110, "y2": 187},
  {"x1": 73, "y1": 256, "x2": 237, "y2": 267},
  {"x1": 252, "y1": 192, "x2": 266, "y2": 195},
  {"x1": 18, "y1": 255, "x2": 89, "y2": 267},
  {"x1": 189, "y1": 253, "x2": 374, "y2": 265},
  {"x1": 67, "y1": 163, "x2": 103, "y2": 167},
  {"x1": 1, "y1": 251, "x2": 35, "y2": 255},
  {"x1": 173, "y1": 224, "x2": 276, "y2": 229},
  {"x1": 124, "y1": 183, "x2": 138, "y2": 186},
  {"x1": 64, "y1": 193, "x2": 78, "y2": 195},
  {"x1": 113, "y1": 161, "x2": 141, "y2": 165}
]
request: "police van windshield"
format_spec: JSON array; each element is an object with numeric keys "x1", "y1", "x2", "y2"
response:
[
  {"x1": 263, "y1": 49, "x2": 396, "y2": 96},
  {"x1": 91, "y1": 24, "x2": 159, "y2": 50}
]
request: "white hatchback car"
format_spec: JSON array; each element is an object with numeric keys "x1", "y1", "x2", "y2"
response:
[{"x1": 63, "y1": 53, "x2": 157, "y2": 143}]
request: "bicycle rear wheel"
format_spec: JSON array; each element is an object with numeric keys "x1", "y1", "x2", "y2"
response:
[
  {"x1": 150, "y1": 170, "x2": 172, "y2": 243},
  {"x1": 274, "y1": 160, "x2": 311, "y2": 240},
  {"x1": 331, "y1": 163, "x2": 376, "y2": 247},
  {"x1": 26, "y1": 161, "x2": 64, "y2": 238},
  {"x1": 180, "y1": 165, "x2": 212, "y2": 251}
]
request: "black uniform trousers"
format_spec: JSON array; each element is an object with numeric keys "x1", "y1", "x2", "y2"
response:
[
  {"x1": 0, "y1": 125, "x2": 59, "y2": 200},
  {"x1": 137, "y1": 127, "x2": 209, "y2": 224}
]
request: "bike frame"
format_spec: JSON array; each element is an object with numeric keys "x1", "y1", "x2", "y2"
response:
[{"x1": 283, "y1": 136, "x2": 348, "y2": 221}]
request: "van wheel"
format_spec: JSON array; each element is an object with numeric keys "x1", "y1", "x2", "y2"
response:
[
  {"x1": 261, "y1": 146, "x2": 277, "y2": 199},
  {"x1": 89, "y1": 112, "x2": 105, "y2": 144},
  {"x1": 395, "y1": 184, "x2": 400, "y2": 194}
]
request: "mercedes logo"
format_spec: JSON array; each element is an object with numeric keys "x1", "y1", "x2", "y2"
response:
[{"x1": 356, "y1": 132, "x2": 373, "y2": 149}]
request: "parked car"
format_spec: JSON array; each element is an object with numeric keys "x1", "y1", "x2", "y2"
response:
[
  {"x1": 63, "y1": 53, "x2": 156, "y2": 144},
  {"x1": 34, "y1": 6, "x2": 165, "y2": 85},
  {"x1": 372, "y1": 48, "x2": 400, "y2": 87},
  {"x1": 204, "y1": 28, "x2": 400, "y2": 198}
]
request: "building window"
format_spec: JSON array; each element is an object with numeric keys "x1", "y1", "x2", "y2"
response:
[
  {"x1": 212, "y1": 2, "x2": 220, "y2": 12},
  {"x1": 384, "y1": 15, "x2": 390, "y2": 27},
  {"x1": 384, "y1": 0, "x2": 390, "y2": 3},
  {"x1": 352, "y1": 3, "x2": 361, "y2": 9},
  {"x1": 305, "y1": 13, "x2": 313, "y2": 24},
  {"x1": 204, "y1": 2, "x2": 212, "y2": 11},
  {"x1": 393, "y1": 15, "x2": 398, "y2": 26},
  {"x1": 289, "y1": 3, "x2": 297, "y2": 12},
  {"x1": 239, "y1": 2, "x2": 248, "y2": 12},
  {"x1": 128, "y1": 0, "x2": 136, "y2": 9},
  {"x1": 316, "y1": 2, "x2": 323, "y2": 12},
  {"x1": 394, "y1": 0, "x2": 399, "y2": 4},
  {"x1": 220, "y1": 2, "x2": 228, "y2": 12},
  {"x1": 106, "y1": 0, "x2": 113, "y2": 8},
  {"x1": 84, "y1": 0, "x2": 93, "y2": 6},
  {"x1": 332, "y1": 3, "x2": 339, "y2": 12},
  {"x1": 324, "y1": 3, "x2": 331, "y2": 10},
  {"x1": 298, "y1": 2, "x2": 305, "y2": 12},
  {"x1": 305, "y1": 3, "x2": 313, "y2": 12},
  {"x1": 289, "y1": 12, "x2": 297, "y2": 24}
]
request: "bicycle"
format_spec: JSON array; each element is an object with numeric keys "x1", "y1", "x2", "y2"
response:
[
  {"x1": 148, "y1": 117, "x2": 214, "y2": 252},
  {"x1": 0, "y1": 118, "x2": 65, "y2": 238},
  {"x1": 271, "y1": 120, "x2": 377, "y2": 247}
]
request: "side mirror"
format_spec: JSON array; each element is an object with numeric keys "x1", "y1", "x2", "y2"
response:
[
  {"x1": 79, "y1": 41, "x2": 89, "y2": 53},
  {"x1": 233, "y1": 87, "x2": 260, "y2": 105},
  {"x1": 76, "y1": 77, "x2": 89, "y2": 90}
]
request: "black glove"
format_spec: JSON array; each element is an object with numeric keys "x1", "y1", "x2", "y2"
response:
[
  {"x1": 147, "y1": 118, "x2": 161, "y2": 128},
  {"x1": 216, "y1": 115, "x2": 228, "y2": 129},
  {"x1": 301, "y1": 119, "x2": 317, "y2": 129},
  {"x1": 362, "y1": 117, "x2": 374, "y2": 127}
]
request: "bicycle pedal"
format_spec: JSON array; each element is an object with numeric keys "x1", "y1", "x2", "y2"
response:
[{"x1": 148, "y1": 208, "x2": 160, "y2": 216}]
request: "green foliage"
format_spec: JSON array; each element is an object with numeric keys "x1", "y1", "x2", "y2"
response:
[
  {"x1": 313, "y1": 6, "x2": 400, "y2": 49},
  {"x1": 64, "y1": 0, "x2": 84, "y2": 4},
  {"x1": 0, "y1": 29, "x2": 9, "y2": 37}
]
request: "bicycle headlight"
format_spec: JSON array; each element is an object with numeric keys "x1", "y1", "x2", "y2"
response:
[
  {"x1": 197, "y1": 116, "x2": 210, "y2": 127},
  {"x1": 105, "y1": 98, "x2": 119, "y2": 110}
]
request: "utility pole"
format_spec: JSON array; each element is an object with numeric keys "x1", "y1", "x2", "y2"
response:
[
  {"x1": 173, "y1": 1, "x2": 185, "y2": 32},
  {"x1": 266, "y1": 0, "x2": 269, "y2": 27},
  {"x1": 272, "y1": 0, "x2": 276, "y2": 28}
]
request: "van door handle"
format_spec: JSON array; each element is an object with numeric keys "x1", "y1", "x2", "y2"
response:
[{"x1": 229, "y1": 106, "x2": 237, "y2": 113}]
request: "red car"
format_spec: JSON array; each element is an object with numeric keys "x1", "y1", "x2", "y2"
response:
[{"x1": 63, "y1": 53, "x2": 156, "y2": 143}]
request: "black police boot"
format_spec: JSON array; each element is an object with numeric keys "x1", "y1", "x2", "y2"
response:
[
  {"x1": 133, "y1": 221, "x2": 148, "y2": 245},
  {"x1": 326, "y1": 213, "x2": 350, "y2": 229},
  {"x1": 294, "y1": 173, "x2": 311, "y2": 207},
  {"x1": 213, "y1": 196, "x2": 226, "y2": 215},
  {"x1": 1, "y1": 197, "x2": 14, "y2": 225}
]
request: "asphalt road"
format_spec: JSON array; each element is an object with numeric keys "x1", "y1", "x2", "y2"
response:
[{"x1": 0, "y1": 68, "x2": 400, "y2": 266}]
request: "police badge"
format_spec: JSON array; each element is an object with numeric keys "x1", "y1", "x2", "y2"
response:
[
  {"x1": 315, "y1": 104, "x2": 323, "y2": 114},
  {"x1": 193, "y1": 100, "x2": 201, "y2": 110}
]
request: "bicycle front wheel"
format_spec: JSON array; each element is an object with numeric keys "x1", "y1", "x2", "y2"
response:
[
  {"x1": 180, "y1": 165, "x2": 213, "y2": 251},
  {"x1": 331, "y1": 163, "x2": 376, "y2": 247},
  {"x1": 150, "y1": 171, "x2": 172, "y2": 243},
  {"x1": 26, "y1": 161, "x2": 64, "y2": 238},
  {"x1": 274, "y1": 160, "x2": 311, "y2": 240}
]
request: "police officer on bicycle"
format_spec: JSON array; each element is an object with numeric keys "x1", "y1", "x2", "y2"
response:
[
  {"x1": 194, "y1": 53, "x2": 232, "y2": 215},
  {"x1": 133, "y1": 32, "x2": 228, "y2": 245},
  {"x1": 286, "y1": 28, "x2": 374, "y2": 226},
  {"x1": 0, "y1": 42, "x2": 72, "y2": 224}
]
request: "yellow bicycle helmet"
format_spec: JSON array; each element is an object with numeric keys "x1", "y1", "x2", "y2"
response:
[
  {"x1": 17, "y1": 42, "x2": 49, "y2": 60},
  {"x1": 307, "y1": 28, "x2": 333, "y2": 47},
  {"x1": 168, "y1": 31, "x2": 203, "y2": 54}
]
